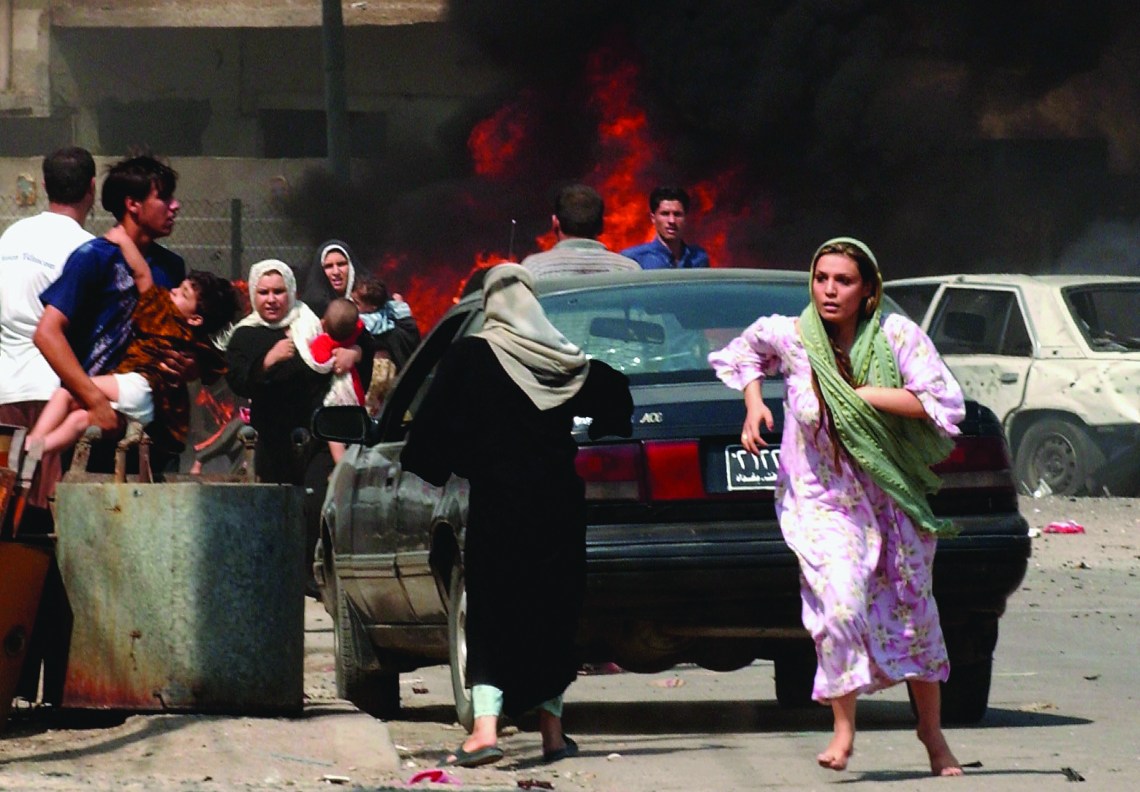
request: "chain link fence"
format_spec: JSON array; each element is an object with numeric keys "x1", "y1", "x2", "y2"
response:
[{"x1": 0, "y1": 195, "x2": 311, "y2": 280}]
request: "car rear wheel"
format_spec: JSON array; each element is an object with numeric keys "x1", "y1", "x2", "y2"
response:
[
  {"x1": 1014, "y1": 417, "x2": 1104, "y2": 496},
  {"x1": 448, "y1": 564, "x2": 475, "y2": 732},
  {"x1": 334, "y1": 582, "x2": 400, "y2": 719},
  {"x1": 939, "y1": 658, "x2": 993, "y2": 724},
  {"x1": 773, "y1": 643, "x2": 817, "y2": 708}
]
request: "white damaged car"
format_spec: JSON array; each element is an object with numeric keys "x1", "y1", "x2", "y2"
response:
[{"x1": 885, "y1": 274, "x2": 1140, "y2": 496}]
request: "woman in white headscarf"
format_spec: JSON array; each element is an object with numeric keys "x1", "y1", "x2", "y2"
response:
[
  {"x1": 402, "y1": 264, "x2": 633, "y2": 769},
  {"x1": 226, "y1": 260, "x2": 372, "y2": 588}
]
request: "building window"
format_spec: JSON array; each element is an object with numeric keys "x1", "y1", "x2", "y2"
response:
[{"x1": 259, "y1": 109, "x2": 387, "y2": 159}]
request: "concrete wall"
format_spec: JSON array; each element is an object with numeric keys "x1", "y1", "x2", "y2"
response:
[
  {"x1": 51, "y1": 0, "x2": 445, "y2": 28},
  {"x1": 0, "y1": 155, "x2": 327, "y2": 206},
  {"x1": 0, "y1": 0, "x2": 50, "y2": 116},
  {"x1": 1, "y1": 4, "x2": 506, "y2": 159}
]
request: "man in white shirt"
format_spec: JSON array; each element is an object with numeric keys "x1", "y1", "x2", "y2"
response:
[{"x1": 0, "y1": 146, "x2": 96, "y2": 508}]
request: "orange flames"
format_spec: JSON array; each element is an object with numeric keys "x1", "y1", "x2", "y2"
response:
[
  {"x1": 469, "y1": 100, "x2": 528, "y2": 178},
  {"x1": 385, "y1": 48, "x2": 767, "y2": 333}
]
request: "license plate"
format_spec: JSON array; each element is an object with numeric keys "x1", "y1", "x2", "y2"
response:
[{"x1": 725, "y1": 445, "x2": 781, "y2": 491}]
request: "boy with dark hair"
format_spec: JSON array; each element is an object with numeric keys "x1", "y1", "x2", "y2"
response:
[
  {"x1": 621, "y1": 185, "x2": 710, "y2": 269},
  {"x1": 35, "y1": 154, "x2": 189, "y2": 446},
  {"x1": 26, "y1": 227, "x2": 236, "y2": 458},
  {"x1": 100, "y1": 155, "x2": 179, "y2": 222}
]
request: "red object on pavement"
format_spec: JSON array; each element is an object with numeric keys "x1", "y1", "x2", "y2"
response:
[
  {"x1": 1043, "y1": 520, "x2": 1085, "y2": 534},
  {"x1": 407, "y1": 768, "x2": 461, "y2": 785}
]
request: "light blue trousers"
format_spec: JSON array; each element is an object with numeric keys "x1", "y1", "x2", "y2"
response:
[{"x1": 471, "y1": 684, "x2": 563, "y2": 719}]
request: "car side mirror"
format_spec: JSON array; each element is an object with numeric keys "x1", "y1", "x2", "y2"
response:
[{"x1": 311, "y1": 405, "x2": 377, "y2": 445}]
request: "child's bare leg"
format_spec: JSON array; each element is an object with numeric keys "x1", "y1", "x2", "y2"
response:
[
  {"x1": 909, "y1": 680, "x2": 963, "y2": 776},
  {"x1": 27, "y1": 387, "x2": 80, "y2": 443},
  {"x1": 818, "y1": 691, "x2": 857, "y2": 771},
  {"x1": 39, "y1": 410, "x2": 97, "y2": 455},
  {"x1": 328, "y1": 441, "x2": 346, "y2": 464},
  {"x1": 30, "y1": 376, "x2": 122, "y2": 455}
]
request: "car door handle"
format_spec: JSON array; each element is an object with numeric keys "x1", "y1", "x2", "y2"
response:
[{"x1": 999, "y1": 372, "x2": 1019, "y2": 384}]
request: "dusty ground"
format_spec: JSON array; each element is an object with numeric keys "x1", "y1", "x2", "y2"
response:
[
  {"x1": 1, "y1": 494, "x2": 1136, "y2": 791},
  {"x1": 380, "y1": 494, "x2": 1140, "y2": 790}
]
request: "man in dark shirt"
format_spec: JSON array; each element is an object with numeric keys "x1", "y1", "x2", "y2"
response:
[
  {"x1": 621, "y1": 185, "x2": 710, "y2": 270},
  {"x1": 35, "y1": 155, "x2": 188, "y2": 437}
]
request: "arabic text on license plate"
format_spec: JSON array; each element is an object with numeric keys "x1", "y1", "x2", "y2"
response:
[{"x1": 725, "y1": 445, "x2": 780, "y2": 490}]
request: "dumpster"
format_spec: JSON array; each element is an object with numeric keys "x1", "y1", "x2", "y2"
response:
[{"x1": 54, "y1": 427, "x2": 306, "y2": 714}]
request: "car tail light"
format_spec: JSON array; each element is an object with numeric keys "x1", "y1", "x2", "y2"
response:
[
  {"x1": 575, "y1": 443, "x2": 643, "y2": 501},
  {"x1": 644, "y1": 440, "x2": 704, "y2": 500},
  {"x1": 932, "y1": 435, "x2": 1016, "y2": 491},
  {"x1": 576, "y1": 440, "x2": 707, "y2": 501}
]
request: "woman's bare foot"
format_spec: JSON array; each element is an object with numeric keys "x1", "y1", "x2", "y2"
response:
[
  {"x1": 817, "y1": 735, "x2": 854, "y2": 771},
  {"x1": 918, "y1": 726, "x2": 963, "y2": 776}
]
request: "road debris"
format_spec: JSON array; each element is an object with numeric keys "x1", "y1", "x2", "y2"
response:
[
  {"x1": 408, "y1": 767, "x2": 462, "y2": 785},
  {"x1": 1043, "y1": 521, "x2": 1085, "y2": 534},
  {"x1": 649, "y1": 676, "x2": 684, "y2": 688},
  {"x1": 1060, "y1": 766, "x2": 1086, "y2": 782}
]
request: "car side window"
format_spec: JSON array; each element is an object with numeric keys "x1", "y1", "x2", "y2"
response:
[
  {"x1": 885, "y1": 284, "x2": 939, "y2": 323},
  {"x1": 378, "y1": 311, "x2": 472, "y2": 442},
  {"x1": 1000, "y1": 303, "x2": 1033, "y2": 356},
  {"x1": 929, "y1": 288, "x2": 1028, "y2": 356}
]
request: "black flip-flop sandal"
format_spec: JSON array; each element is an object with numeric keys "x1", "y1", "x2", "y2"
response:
[
  {"x1": 542, "y1": 736, "x2": 579, "y2": 764},
  {"x1": 438, "y1": 744, "x2": 504, "y2": 768}
]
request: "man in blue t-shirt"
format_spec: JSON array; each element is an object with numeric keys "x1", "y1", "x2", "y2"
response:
[
  {"x1": 620, "y1": 185, "x2": 710, "y2": 270},
  {"x1": 36, "y1": 155, "x2": 187, "y2": 437}
]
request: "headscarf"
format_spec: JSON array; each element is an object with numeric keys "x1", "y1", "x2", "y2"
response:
[
  {"x1": 798, "y1": 237, "x2": 957, "y2": 536},
  {"x1": 300, "y1": 239, "x2": 357, "y2": 317},
  {"x1": 475, "y1": 263, "x2": 589, "y2": 410},
  {"x1": 222, "y1": 259, "x2": 329, "y2": 374}
]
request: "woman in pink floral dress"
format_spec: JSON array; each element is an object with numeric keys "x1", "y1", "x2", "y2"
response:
[{"x1": 708, "y1": 238, "x2": 965, "y2": 776}]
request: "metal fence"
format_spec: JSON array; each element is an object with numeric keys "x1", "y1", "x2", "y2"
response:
[{"x1": 0, "y1": 195, "x2": 311, "y2": 280}]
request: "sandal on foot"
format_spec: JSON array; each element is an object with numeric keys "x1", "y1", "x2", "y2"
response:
[
  {"x1": 438, "y1": 744, "x2": 504, "y2": 768},
  {"x1": 542, "y1": 736, "x2": 578, "y2": 764}
]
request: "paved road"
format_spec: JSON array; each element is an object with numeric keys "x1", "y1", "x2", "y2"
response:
[
  {"x1": 386, "y1": 497, "x2": 1140, "y2": 790},
  {"x1": 1, "y1": 496, "x2": 1136, "y2": 791}
]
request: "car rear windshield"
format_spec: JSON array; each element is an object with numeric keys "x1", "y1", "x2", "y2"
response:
[
  {"x1": 1064, "y1": 284, "x2": 1140, "y2": 351},
  {"x1": 539, "y1": 280, "x2": 810, "y2": 384}
]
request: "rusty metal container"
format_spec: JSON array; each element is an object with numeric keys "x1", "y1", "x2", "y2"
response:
[
  {"x1": 1, "y1": 542, "x2": 51, "y2": 729},
  {"x1": 1, "y1": 423, "x2": 52, "y2": 729},
  {"x1": 54, "y1": 479, "x2": 305, "y2": 713}
]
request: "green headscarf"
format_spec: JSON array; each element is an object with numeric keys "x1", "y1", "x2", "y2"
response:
[{"x1": 798, "y1": 237, "x2": 957, "y2": 536}]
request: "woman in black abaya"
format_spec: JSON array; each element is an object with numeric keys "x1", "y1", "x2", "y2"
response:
[{"x1": 401, "y1": 264, "x2": 632, "y2": 768}]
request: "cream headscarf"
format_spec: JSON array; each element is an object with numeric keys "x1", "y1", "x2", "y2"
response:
[
  {"x1": 223, "y1": 259, "x2": 330, "y2": 374},
  {"x1": 475, "y1": 263, "x2": 588, "y2": 410}
]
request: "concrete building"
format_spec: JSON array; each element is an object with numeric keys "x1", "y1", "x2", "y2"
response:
[{"x1": 0, "y1": 1, "x2": 502, "y2": 159}]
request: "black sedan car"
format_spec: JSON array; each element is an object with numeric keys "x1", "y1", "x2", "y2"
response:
[{"x1": 312, "y1": 269, "x2": 1029, "y2": 727}]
